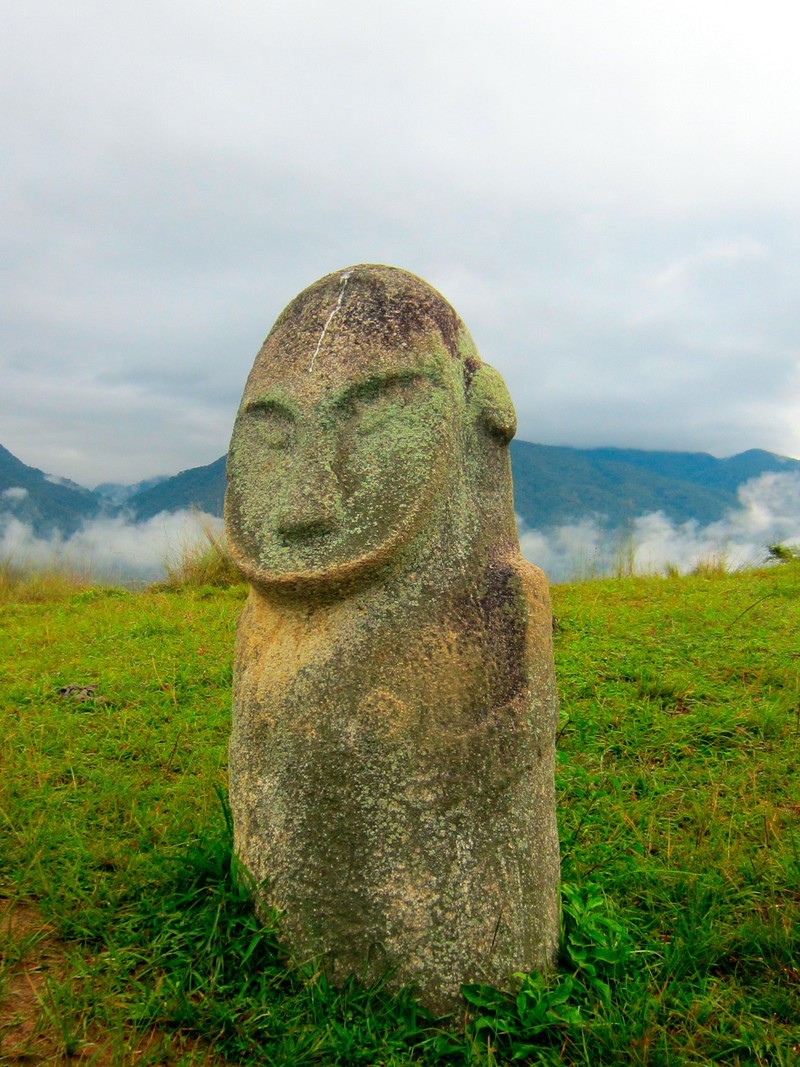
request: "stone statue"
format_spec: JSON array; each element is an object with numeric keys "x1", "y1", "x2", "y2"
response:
[{"x1": 225, "y1": 264, "x2": 559, "y2": 1016}]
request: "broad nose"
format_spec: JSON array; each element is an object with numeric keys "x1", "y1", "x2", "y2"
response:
[{"x1": 274, "y1": 433, "x2": 343, "y2": 543}]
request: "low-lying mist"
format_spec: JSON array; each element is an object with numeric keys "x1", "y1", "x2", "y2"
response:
[
  {"x1": 1, "y1": 471, "x2": 798, "y2": 586},
  {"x1": 0, "y1": 509, "x2": 224, "y2": 583},
  {"x1": 519, "y1": 471, "x2": 800, "y2": 582}
]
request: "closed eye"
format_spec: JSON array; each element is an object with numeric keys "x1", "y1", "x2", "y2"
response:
[
  {"x1": 244, "y1": 401, "x2": 295, "y2": 449},
  {"x1": 338, "y1": 376, "x2": 418, "y2": 435}
]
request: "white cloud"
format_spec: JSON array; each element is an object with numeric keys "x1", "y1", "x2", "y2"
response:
[
  {"x1": 1, "y1": 487, "x2": 28, "y2": 501},
  {"x1": 650, "y1": 239, "x2": 769, "y2": 294},
  {"x1": 521, "y1": 471, "x2": 800, "y2": 583},
  {"x1": 0, "y1": 509, "x2": 224, "y2": 582}
]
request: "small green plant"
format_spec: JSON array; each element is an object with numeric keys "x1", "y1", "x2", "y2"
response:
[
  {"x1": 766, "y1": 542, "x2": 800, "y2": 564},
  {"x1": 462, "y1": 884, "x2": 631, "y2": 1061}
]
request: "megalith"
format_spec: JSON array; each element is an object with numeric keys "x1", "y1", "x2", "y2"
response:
[{"x1": 224, "y1": 264, "x2": 559, "y2": 1016}]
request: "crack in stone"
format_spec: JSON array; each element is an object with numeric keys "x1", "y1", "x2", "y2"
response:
[{"x1": 309, "y1": 270, "x2": 353, "y2": 371}]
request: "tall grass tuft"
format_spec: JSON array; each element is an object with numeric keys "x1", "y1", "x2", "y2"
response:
[
  {"x1": 691, "y1": 550, "x2": 729, "y2": 577},
  {"x1": 610, "y1": 533, "x2": 637, "y2": 579},
  {"x1": 0, "y1": 554, "x2": 99, "y2": 603},
  {"x1": 160, "y1": 517, "x2": 243, "y2": 590}
]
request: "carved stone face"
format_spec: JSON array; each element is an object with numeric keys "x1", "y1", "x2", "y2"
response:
[{"x1": 226, "y1": 269, "x2": 466, "y2": 586}]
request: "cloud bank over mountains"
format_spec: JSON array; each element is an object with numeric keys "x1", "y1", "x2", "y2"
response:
[
  {"x1": 519, "y1": 471, "x2": 800, "y2": 582},
  {"x1": 2, "y1": 471, "x2": 799, "y2": 586},
  {"x1": 0, "y1": 509, "x2": 224, "y2": 583}
]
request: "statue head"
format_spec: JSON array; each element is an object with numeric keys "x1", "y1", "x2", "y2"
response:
[{"x1": 225, "y1": 264, "x2": 516, "y2": 591}]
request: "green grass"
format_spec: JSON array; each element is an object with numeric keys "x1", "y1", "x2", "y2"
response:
[{"x1": 1, "y1": 564, "x2": 799, "y2": 1063}]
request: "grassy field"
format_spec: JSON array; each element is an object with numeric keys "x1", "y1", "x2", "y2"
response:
[{"x1": 1, "y1": 561, "x2": 798, "y2": 1064}]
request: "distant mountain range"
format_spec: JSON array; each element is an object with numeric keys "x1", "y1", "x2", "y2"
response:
[
  {"x1": 127, "y1": 456, "x2": 227, "y2": 521},
  {"x1": 2, "y1": 440, "x2": 799, "y2": 539},
  {"x1": 0, "y1": 443, "x2": 100, "y2": 536},
  {"x1": 509, "y1": 441, "x2": 800, "y2": 529}
]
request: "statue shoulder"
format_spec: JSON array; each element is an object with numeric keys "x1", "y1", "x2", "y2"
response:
[
  {"x1": 515, "y1": 556, "x2": 552, "y2": 606},
  {"x1": 502, "y1": 553, "x2": 554, "y2": 648}
]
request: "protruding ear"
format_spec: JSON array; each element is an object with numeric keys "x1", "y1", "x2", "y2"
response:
[{"x1": 467, "y1": 363, "x2": 517, "y2": 443}]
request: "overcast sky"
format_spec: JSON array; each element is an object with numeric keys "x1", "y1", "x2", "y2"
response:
[{"x1": 3, "y1": 0, "x2": 799, "y2": 488}]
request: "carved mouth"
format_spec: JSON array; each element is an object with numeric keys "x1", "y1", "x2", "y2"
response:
[{"x1": 277, "y1": 522, "x2": 337, "y2": 548}]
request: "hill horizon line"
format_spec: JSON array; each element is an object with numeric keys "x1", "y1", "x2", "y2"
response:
[
  {"x1": 101, "y1": 442, "x2": 800, "y2": 494},
  {"x1": 4, "y1": 438, "x2": 800, "y2": 546},
  {"x1": 5, "y1": 438, "x2": 799, "y2": 495}
]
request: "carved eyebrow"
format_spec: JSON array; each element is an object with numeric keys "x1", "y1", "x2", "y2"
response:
[
  {"x1": 332, "y1": 369, "x2": 425, "y2": 409},
  {"x1": 243, "y1": 396, "x2": 296, "y2": 419}
]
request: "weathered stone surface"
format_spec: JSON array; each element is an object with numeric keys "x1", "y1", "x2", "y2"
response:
[{"x1": 225, "y1": 264, "x2": 559, "y2": 1016}]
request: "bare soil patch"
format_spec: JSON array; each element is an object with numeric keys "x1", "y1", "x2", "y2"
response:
[{"x1": 0, "y1": 897, "x2": 219, "y2": 1065}]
